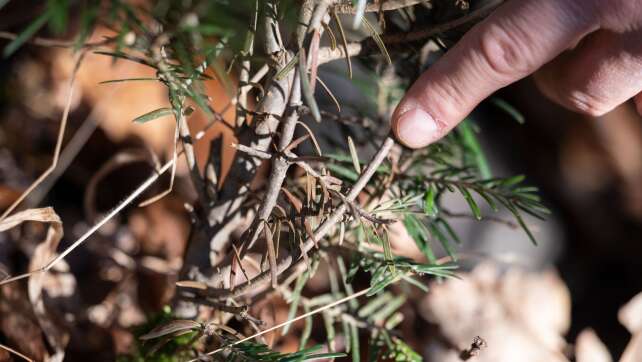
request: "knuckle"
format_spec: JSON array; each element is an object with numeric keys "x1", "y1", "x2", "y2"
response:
[
  {"x1": 597, "y1": 0, "x2": 642, "y2": 31},
  {"x1": 563, "y1": 90, "x2": 611, "y2": 117},
  {"x1": 428, "y1": 77, "x2": 472, "y2": 126},
  {"x1": 478, "y1": 23, "x2": 534, "y2": 80}
]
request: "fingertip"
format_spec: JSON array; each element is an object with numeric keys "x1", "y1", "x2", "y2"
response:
[
  {"x1": 392, "y1": 107, "x2": 441, "y2": 149},
  {"x1": 635, "y1": 93, "x2": 642, "y2": 117}
]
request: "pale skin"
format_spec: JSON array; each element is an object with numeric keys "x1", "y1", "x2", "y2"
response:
[{"x1": 392, "y1": 0, "x2": 642, "y2": 148}]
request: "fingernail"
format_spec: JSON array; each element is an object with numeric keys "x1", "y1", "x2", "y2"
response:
[{"x1": 395, "y1": 108, "x2": 439, "y2": 148}]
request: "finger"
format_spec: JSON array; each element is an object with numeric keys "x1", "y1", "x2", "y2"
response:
[
  {"x1": 392, "y1": 0, "x2": 600, "y2": 148},
  {"x1": 534, "y1": 30, "x2": 642, "y2": 117},
  {"x1": 635, "y1": 92, "x2": 642, "y2": 116}
]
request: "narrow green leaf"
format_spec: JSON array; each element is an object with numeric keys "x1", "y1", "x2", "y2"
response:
[
  {"x1": 326, "y1": 163, "x2": 358, "y2": 182},
  {"x1": 47, "y1": 0, "x2": 69, "y2": 35},
  {"x1": 458, "y1": 120, "x2": 491, "y2": 179},
  {"x1": 75, "y1": 3, "x2": 98, "y2": 49},
  {"x1": 423, "y1": 184, "x2": 438, "y2": 217},
  {"x1": 342, "y1": 320, "x2": 351, "y2": 354},
  {"x1": 491, "y1": 97, "x2": 525, "y2": 124},
  {"x1": 347, "y1": 136, "x2": 361, "y2": 174},
  {"x1": 361, "y1": 16, "x2": 392, "y2": 64},
  {"x1": 399, "y1": 274, "x2": 428, "y2": 292},
  {"x1": 358, "y1": 292, "x2": 393, "y2": 318},
  {"x1": 371, "y1": 295, "x2": 406, "y2": 322},
  {"x1": 0, "y1": 0, "x2": 11, "y2": 11},
  {"x1": 501, "y1": 174, "x2": 526, "y2": 187},
  {"x1": 99, "y1": 77, "x2": 160, "y2": 84},
  {"x1": 299, "y1": 304, "x2": 313, "y2": 350},
  {"x1": 133, "y1": 108, "x2": 173, "y2": 124},
  {"x1": 367, "y1": 271, "x2": 398, "y2": 296},
  {"x1": 403, "y1": 214, "x2": 436, "y2": 263},
  {"x1": 303, "y1": 352, "x2": 348, "y2": 361},
  {"x1": 3, "y1": 9, "x2": 51, "y2": 57},
  {"x1": 475, "y1": 189, "x2": 498, "y2": 211},
  {"x1": 437, "y1": 218, "x2": 461, "y2": 245},
  {"x1": 383, "y1": 312, "x2": 404, "y2": 329},
  {"x1": 350, "y1": 324, "x2": 360, "y2": 362},
  {"x1": 429, "y1": 222, "x2": 457, "y2": 261},
  {"x1": 275, "y1": 53, "x2": 299, "y2": 81},
  {"x1": 322, "y1": 312, "x2": 336, "y2": 355},
  {"x1": 337, "y1": 256, "x2": 358, "y2": 310},
  {"x1": 283, "y1": 273, "x2": 307, "y2": 334},
  {"x1": 299, "y1": 51, "x2": 321, "y2": 122},
  {"x1": 457, "y1": 185, "x2": 482, "y2": 220}
]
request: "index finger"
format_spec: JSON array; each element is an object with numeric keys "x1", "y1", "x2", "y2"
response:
[{"x1": 392, "y1": 0, "x2": 600, "y2": 148}]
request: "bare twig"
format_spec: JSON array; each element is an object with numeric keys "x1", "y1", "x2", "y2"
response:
[
  {"x1": 236, "y1": 0, "x2": 260, "y2": 127},
  {"x1": 139, "y1": 38, "x2": 208, "y2": 207},
  {"x1": 263, "y1": 0, "x2": 284, "y2": 54},
  {"x1": 138, "y1": 114, "x2": 180, "y2": 207},
  {"x1": 0, "y1": 158, "x2": 175, "y2": 286},
  {"x1": 26, "y1": 87, "x2": 117, "y2": 207},
  {"x1": 0, "y1": 50, "x2": 85, "y2": 222},
  {"x1": 381, "y1": 0, "x2": 502, "y2": 44},
  {"x1": 243, "y1": 70, "x2": 302, "y2": 252},
  {"x1": 318, "y1": 1, "x2": 503, "y2": 65},
  {"x1": 334, "y1": 0, "x2": 425, "y2": 14},
  {"x1": 177, "y1": 15, "x2": 295, "y2": 304},
  {"x1": 0, "y1": 343, "x2": 33, "y2": 362},
  {"x1": 232, "y1": 143, "x2": 273, "y2": 160},
  {"x1": 192, "y1": 137, "x2": 395, "y2": 300},
  {"x1": 0, "y1": 31, "x2": 111, "y2": 49},
  {"x1": 329, "y1": 189, "x2": 395, "y2": 225}
]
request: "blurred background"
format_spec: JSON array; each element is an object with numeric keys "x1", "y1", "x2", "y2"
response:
[{"x1": 1, "y1": 1, "x2": 642, "y2": 361}]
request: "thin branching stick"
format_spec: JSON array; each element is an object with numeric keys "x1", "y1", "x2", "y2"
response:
[
  {"x1": 333, "y1": 0, "x2": 424, "y2": 14},
  {"x1": 236, "y1": 0, "x2": 259, "y2": 127},
  {"x1": 138, "y1": 117, "x2": 180, "y2": 207},
  {"x1": 0, "y1": 50, "x2": 85, "y2": 222},
  {"x1": 318, "y1": 1, "x2": 504, "y2": 65},
  {"x1": 178, "y1": 2, "x2": 294, "y2": 281},
  {"x1": 191, "y1": 137, "x2": 395, "y2": 300},
  {"x1": 140, "y1": 37, "x2": 209, "y2": 207},
  {"x1": 26, "y1": 87, "x2": 119, "y2": 206},
  {"x1": 243, "y1": 70, "x2": 303, "y2": 252},
  {"x1": 0, "y1": 31, "x2": 111, "y2": 49},
  {"x1": 0, "y1": 156, "x2": 175, "y2": 286}
]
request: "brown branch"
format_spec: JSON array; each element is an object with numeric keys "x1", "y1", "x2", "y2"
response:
[
  {"x1": 317, "y1": 0, "x2": 503, "y2": 65},
  {"x1": 0, "y1": 31, "x2": 112, "y2": 49},
  {"x1": 243, "y1": 72, "x2": 302, "y2": 251},
  {"x1": 236, "y1": 0, "x2": 260, "y2": 127},
  {"x1": 328, "y1": 189, "x2": 395, "y2": 225},
  {"x1": 191, "y1": 137, "x2": 395, "y2": 300},
  {"x1": 333, "y1": 0, "x2": 426, "y2": 14},
  {"x1": 175, "y1": 6, "x2": 295, "y2": 316},
  {"x1": 0, "y1": 50, "x2": 85, "y2": 222},
  {"x1": 381, "y1": 0, "x2": 502, "y2": 44}
]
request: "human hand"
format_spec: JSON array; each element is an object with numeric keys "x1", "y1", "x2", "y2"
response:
[{"x1": 392, "y1": 0, "x2": 642, "y2": 148}]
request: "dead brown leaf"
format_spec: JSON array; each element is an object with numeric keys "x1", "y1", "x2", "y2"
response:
[{"x1": 0, "y1": 207, "x2": 70, "y2": 362}]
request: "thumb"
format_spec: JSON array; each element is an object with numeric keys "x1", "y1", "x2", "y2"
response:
[{"x1": 392, "y1": 0, "x2": 598, "y2": 148}]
